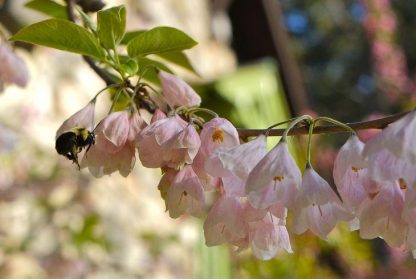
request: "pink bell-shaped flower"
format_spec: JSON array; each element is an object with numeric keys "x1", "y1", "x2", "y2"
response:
[
  {"x1": 199, "y1": 117, "x2": 240, "y2": 155},
  {"x1": 203, "y1": 135, "x2": 267, "y2": 196},
  {"x1": 82, "y1": 111, "x2": 146, "y2": 177},
  {"x1": 367, "y1": 149, "x2": 416, "y2": 188},
  {"x1": 137, "y1": 114, "x2": 187, "y2": 168},
  {"x1": 363, "y1": 110, "x2": 416, "y2": 164},
  {"x1": 56, "y1": 100, "x2": 96, "y2": 137},
  {"x1": 242, "y1": 199, "x2": 268, "y2": 223},
  {"x1": 193, "y1": 117, "x2": 240, "y2": 190},
  {"x1": 166, "y1": 165, "x2": 205, "y2": 218},
  {"x1": 158, "y1": 168, "x2": 178, "y2": 209},
  {"x1": 158, "y1": 70, "x2": 201, "y2": 108},
  {"x1": 162, "y1": 123, "x2": 201, "y2": 168},
  {"x1": 292, "y1": 165, "x2": 352, "y2": 239},
  {"x1": 204, "y1": 195, "x2": 247, "y2": 246},
  {"x1": 248, "y1": 214, "x2": 292, "y2": 260},
  {"x1": 205, "y1": 135, "x2": 267, "y2": 180},
  {"x1": 246, "y1": 140, "x2": 301, "y2": 209},
  {"x1": 358, "y1": 180, "x2": 407, "y2": 248},
  {"x1": 333, "y1": 135, "x2": 379, "y2": 216},
  {"x1": 55, "y1": 100, "x2": 96, "y2": 167}
]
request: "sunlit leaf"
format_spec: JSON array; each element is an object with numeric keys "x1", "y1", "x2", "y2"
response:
[
  {"x1": 127, "y1": 26, "x2": 197, "y2": 57},
  {"x1": 136, "y1": 57, "x2": 173, "y2": 85},
  {"x1": 97, "y1": 5, "x2": 126, "y2": 49},
  {"x1": 10, "y1": 19, "x2": 104, "y2": 59},
  {"x1": 119, "y1": 55, "x2": 139, "y2": 76},
  {"x1": 120, "y1": 30, "x2": 144, "y2": 45}
]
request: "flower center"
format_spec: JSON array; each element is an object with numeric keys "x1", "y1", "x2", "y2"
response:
[
  {"x1": 273, "y1": 176, "x2": 284, "y2": 182},
  {"x1": 212, "y1": 129, "x2": 224, "y2": 143},
  {"x1": 368, "y1": 191, "x2": 379, "y2": 200},
  {"x1": 273, "y1": 176, "x2": 284, "y2": 190},
  {"x1": 399, "y1": 178, "x2": 407, "y2": 190},
  {"x1": 351, "y1": 166, "x2": 362, "y2": 172},
  {"x1": 178, "y1": 190, "x2": 188, "y2": 205}
]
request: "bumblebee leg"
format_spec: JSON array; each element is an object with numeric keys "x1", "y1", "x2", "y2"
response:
[
  {"x1": 85, "y1": 143, "x2": 93, "y2": 158},
  {"x1": 71, "y1": 146, "x2": 81, "y2": 170}
]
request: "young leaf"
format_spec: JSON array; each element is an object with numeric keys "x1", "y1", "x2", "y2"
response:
[
  {"x1": 25, "y1": 0, "x2": 67, "y2": 19},
  {"x1": 127, "y1": 26, "x2": 197, "y2": 57},
  {"x1": 118, "y1": 56, "x2": 139, "y2": 76},
  {"x1": 136, "y1": 57, "x2": 173, "y2": 85},
  {"x1": 97, "y1": 5, "x2": 126, "y2": 49},
  {"x1": 120, "y1": 30, "x2": 144, "y2": 45},
  {"x1": 10, "y1": 19, "x2": 105, "y2": 59},
  {"x1": 155, "y1": 51, "x2": 199, "y2": 75}
]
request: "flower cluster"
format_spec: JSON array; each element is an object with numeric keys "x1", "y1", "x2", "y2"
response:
[
  {"x1": 336, "y1": 111, "x2": 416, "y2": 253},
  {"x1": 56, "y1": 70, "x2": 416, "y2": 260}
]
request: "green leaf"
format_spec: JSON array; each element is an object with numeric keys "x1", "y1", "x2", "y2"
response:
[
  {"x1": 78, "y1": 9, "x2": 97, "y2": 33},
  {"x1": 97, "y1": 5, "x2": 126, "y2": 49},
  {"x1": 118, "y1": 56, "x2": 139, "y2": 76},
  {"x1": 120, "y1": 30, "x2": 144, "y2": 45},
  {"x1": 25, "y1": 0, "x2": 67, "y2": 19},
  {"x1": 136, "y1": 57, "x2": 173, "y2": 85},
  {"x1": 155, "y1": 51, "x2": 199, "y2": 75},
  {"x1": 10, "y1": 19, "x2": 104, "y2": 59},
  {"x1": 127, "y1": 26, "x2": 197, "y2": 57}
]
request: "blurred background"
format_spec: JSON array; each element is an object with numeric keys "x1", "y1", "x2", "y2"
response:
[{"x1": 1, "y1": 0, "x2": 416, "y2": 278}]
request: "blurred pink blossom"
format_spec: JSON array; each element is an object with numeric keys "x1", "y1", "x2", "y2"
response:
[{"x1": 0, "y1": 43, "x2": 28, "y2": 91}]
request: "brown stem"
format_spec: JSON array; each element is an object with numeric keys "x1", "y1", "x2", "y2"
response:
[
  {"x1": 66, "y1": 0, "x2": 115, "y2": 86},
  {"x1": 237, "y1": 111, "x2": 410, "y2": 138}
]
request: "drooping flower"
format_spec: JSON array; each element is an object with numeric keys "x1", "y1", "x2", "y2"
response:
[
  {"x1": 367, "y1": 149, "x2": 416, "y2": 188},
  {"x1": 242, "y1": 199, "x2": 268, "y2": 223},
  {"x1": 363, "y1": 110, "x2": 416, "y2": 164},
  {"x1": 158, "y1": 168, "x2": 178, "y2": 209},
  {"x1": 248, "y1": 214, "x2": 292, "y2": 260},
  {"x1": 333, "y1": 135, "x2": 368, "y2": 212},
  {"x1": 82, "y1": 111, "x2": 147, "y2": 177},
  {"x1": 246, "y1": 140, "x2": 301, "y2": 209},
  {"x1": 55, "y1": 101, "x2": 97, "y2": 167},
  {"x1": 158, "y1": 70, "x2": 201, "y2": 108},
  {"x1": 203, "y1": 135, "x2": 267, "y2": 196},
  {"x1": 205, "y1": 135, "x2": 267, "y2": 180},
  {"x1": 193, "y1": 117, "x2": 240, "y2": 190},
  {"x1": 204, "y1": 195, "x2": 247, "y2": 246},
  {"x1": 292, "y1": 165, "x2": 352, "y2": 239},
  {"x1": 162, "y1": 123, "x2": 201, "y2": 168},
  {"x1": 199, "y1": 117, "x2": 240, "y2": 155},
  {"x1": 357, "y1": 180, "x2": 407, "y2": 248},
  {"x1": 56, "y1": 100, "x2": 96, "y2": 137},
  {"x1": 165, "y1": 165, "x2": 205, "y2": 218},
  {"x1": 136, "y1": 114, "x2": 187, "y2": 168},
  {"x1": 0, "y1": 42, "x2": 29, "y2": 91}
]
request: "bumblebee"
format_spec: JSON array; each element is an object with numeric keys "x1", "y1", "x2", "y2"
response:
[{"x1": 55, "y1": 127, "x2": 95, "y2": 168}]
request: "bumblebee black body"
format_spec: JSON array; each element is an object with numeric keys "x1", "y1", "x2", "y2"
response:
[{"x1": 55, "y1": 127, "x2": 95, "y2": 167}]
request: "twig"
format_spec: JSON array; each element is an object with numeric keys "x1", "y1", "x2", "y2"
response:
[{"x1": 237, "y1": 111, "x2": 409, "y2": 138}]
